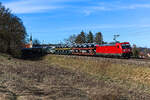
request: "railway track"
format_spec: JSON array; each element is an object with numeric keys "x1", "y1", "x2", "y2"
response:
[{"x1": 48, "y1": 54, "x2": 150, "y2": 66}]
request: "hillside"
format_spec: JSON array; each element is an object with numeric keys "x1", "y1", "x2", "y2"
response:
[{"x1": 0, "y1": 54, "x2": 150, "y2": 100}]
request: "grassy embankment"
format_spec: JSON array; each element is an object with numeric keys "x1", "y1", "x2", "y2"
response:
[
  {"x1": 1, "y1": 53, "x2": 150, "y2": 99},
  {"x1": 0, "y1": 54, "x2": 91, "y2": 100},
  {"x1": 45, "y1": 55, "x2": 150, "y2": 94}
]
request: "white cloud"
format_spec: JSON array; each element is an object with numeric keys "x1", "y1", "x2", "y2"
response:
[
  {"x1": 3, "y1": 0, "x2": 150, "y2": 16},
  {"x1": 125, "y1": 4, "x2": 150, "y2": 9},
  {"x1": 7, "y1": 5, "x2": 60, "y2": 14},
  {"x1": 3, "y1": 0, "x2": 89, "y2": 14},
  {"x1": 3, "y1": 0, "x2": 66, "y2": 14},
  {"x1": 83, "y1": 6, "x2": 111, "y2": 16},
  {"x1": 60, "y1": 24, "x2": 150, "y2": 31},
  {"x1": 83, "y1": 3, "x2": 150, "y2": 15}
]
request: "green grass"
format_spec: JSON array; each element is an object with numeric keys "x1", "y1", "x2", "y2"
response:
[{"x1": 45, "y1": 55, "x2": 150, "y2": 94}]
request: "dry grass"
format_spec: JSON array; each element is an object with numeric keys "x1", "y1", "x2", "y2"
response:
[
  {"x1": 0, "y1": 54, "x2": 126, "y2": 100},
  {"x1": 0, "y1": 55, "x2": 91, "y2": 100},
  {"x1": 45, "y1": 55, "x2": 150, "y2": 95},
  {"x1": 1, "y1": 54, "x2": 150, "y2": 99}
]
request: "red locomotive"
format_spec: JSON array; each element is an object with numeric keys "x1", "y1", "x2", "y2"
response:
[
  {"x1": 96, "y1": 42, "x2": 132, "y2": 58},
  {"x1": 53, "y1": 42, "x2": 132, "y2": 58}
]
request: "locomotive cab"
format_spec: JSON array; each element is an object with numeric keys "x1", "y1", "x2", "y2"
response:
[{"x1": 120, "y1": 42, "x2": 132, "y2": 58}]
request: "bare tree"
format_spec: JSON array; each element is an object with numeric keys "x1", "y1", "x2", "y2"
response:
[
  {"x1": 64, "y1": 34, "x2": 76, "y2": 44},
  {"x1": 132, "y1": 44, "x2": 139, "y2": 58}
]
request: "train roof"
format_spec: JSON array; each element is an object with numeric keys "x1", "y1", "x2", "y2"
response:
[{"x1": 98, "y1": 42, "x2": 130, "y2": 46}]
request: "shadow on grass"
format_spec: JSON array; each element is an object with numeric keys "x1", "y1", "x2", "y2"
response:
[{"x1": 91, "y1": 94, "x2": 128, "y2": 100}]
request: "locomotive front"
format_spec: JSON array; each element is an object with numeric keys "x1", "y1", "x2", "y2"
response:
[{"x1": 120, "y1": 42, "x2": 132, "y2": 58}]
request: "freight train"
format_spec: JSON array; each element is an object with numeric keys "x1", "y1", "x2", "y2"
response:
[
  {"x1": 21, "y1": 42, "x2": 132, "y2": 58},
  {"x1": 47, "y1": 42, "x2": 132, "y2": 58}
]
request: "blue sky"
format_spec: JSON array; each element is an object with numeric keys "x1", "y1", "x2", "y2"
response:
[{"x1": 1, "y1": 0, "x2": 150, "y2": 47}]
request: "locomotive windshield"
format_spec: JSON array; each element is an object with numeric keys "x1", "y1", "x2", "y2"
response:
[{"x1": 121, "y1": 44, "x2": 131, "y2": 49}]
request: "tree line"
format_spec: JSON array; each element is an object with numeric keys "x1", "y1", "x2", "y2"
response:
[
  {"x1": 65, "y1": 31, "x2": 104, "y2": 44},
  {"x1": 0, "y1": 2, "x2": 27, "y2": 57}
]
